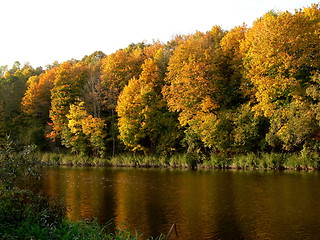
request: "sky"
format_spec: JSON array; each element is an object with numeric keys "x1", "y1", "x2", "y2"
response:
[{"x1": 0, "y1": 0, "x2": 317, "y2": 68}]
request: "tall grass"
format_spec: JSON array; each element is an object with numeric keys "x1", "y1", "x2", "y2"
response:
[
  {"x1": 285, "y1": 148, "x2": 320, "y2": 170},
  {"x1": 259, "y1": 152, "x2": 286, "y2": 169},
  {"x1": 38, "y1": 148, "x2": 320, "y2": 170},
  {"x1": 39, "y1": 152, "x2": 202, "y2": 168},
  {"x1": 0, "y1": 217, "x2": 165, "y2": 239},
  {"x1": 109, "y1": 153, "x2": 167, "y2": 167},
  {"x1": 201, "y1": 150, "x2": 319, "y2": 170},
  {"x1": 168, "y1": 153, "x2": 199, "y2": 168},
  {"x1": 38, "y1": 152, "x2": 109, "y2": 166},
  {"x1": 201, "y1": 154, "x2": 231, "y2": 168}
]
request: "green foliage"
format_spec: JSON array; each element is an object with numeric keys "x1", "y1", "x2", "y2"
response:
[
  {"x1": 0, "y1": 136, "x2": 39, "y2": 188},
  {"x1": 182, "y1": 127, "x2": 205, "y2": 155},
  {"x1": 0, "y1": 188, "x2": 66, "y2": 234},
  {"x1": 265, "y1": 100, "x2": 319, "y2": 151},
  {"x1": 196, "y1": 110, "x2": 234, "y2": 152},
  {"x1": 0, "y1": 63, "x2": 42, "y2": 146},
  {"x1": 38, "y1": 152, "x2": 63, "y2": 165},
  {"x1": 0, "y1": 216, "x2": 165, "y2": 240},
  {"x1": 0, "y1": 136, "x2": 66, "y2": 239},
  {"x1": 233, "y1": 104, "x2": 269, "y2": 152}
]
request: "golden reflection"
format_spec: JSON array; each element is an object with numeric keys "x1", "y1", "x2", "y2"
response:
[
  {"x1": 113, "y1": 171, "x2": 130, "y2": 228},
  {"x1": 113, "y1": 170, "x2": 151, "y2": 235},
  {"x1": 44, "y1": 168, "x2": 111, "y2": 221},
  {"x1": 42, "y1": 168, "x2": 320, "y2": 240}
]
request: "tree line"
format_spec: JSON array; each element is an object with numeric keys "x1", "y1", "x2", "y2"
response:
[{"x1": 1, "y1": 4, "x2": 320, "y2": 158}]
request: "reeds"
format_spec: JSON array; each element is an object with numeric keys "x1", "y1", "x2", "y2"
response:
[
  {"x1": 202, "y1": 150, "x2": 319, "y2": 170},
  {"x1": 37, "y1": 149, "x2": 320, "y2": 170}
]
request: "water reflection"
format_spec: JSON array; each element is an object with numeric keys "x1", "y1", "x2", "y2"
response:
[{"x1": 42, "y1": 168, "x2": 320, "y2": 240}]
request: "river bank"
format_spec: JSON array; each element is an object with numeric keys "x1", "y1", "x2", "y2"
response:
[
  {"x1": 0, "y1": 143, "x2": 165, "y2": 240},
  {"x1": 38, "y1": 150, "x2": 320, "y2": 171},
  {"x1": 2, "y1": 142, "x2": 319, "y2": 239}
]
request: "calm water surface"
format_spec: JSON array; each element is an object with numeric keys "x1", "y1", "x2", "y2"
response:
[{"x1": 41, "y1": 167, "x2": 320, "y2": 239}]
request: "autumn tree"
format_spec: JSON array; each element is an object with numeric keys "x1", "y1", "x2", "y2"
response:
[
  {"x1": 20, "y1": 68, "x2": 56, "y2": 147},
  {"x1": 163, "y1": 27, "x2": 225, "y2": 129},
  {"x1": 242, "y1": 5, "x2": 320, "y2": 150},
  {"x1": 100, "y1": 43, "x2": 164, "y2": 154},
  {"x1": 0, "y1": 62, "x2": 42, "y2": 145},
  {"x1": 64, "y1": 101, "x2": 106, "y2": 157},
  {"x1": 0, "y1": 62, "x2": 40, "y2": 122},
  {"x1": 232, "y1": 103, "x2": 269, "y2": 152},
  {"x1": 48, "y1": 61, "x2": 89, "y2": 144},
  {"x1": 100, "y1": 45, "x2": 146, "y2": 111},
  {"x1": 220, "y1": 24, "x2": 248, "y2": 103},
  {"x1": 117, "y1": 51, "x2": 181, "y2": 154},
  {"x1": 163, "y1": 26, "x2": 254, "y2": 153},
  {"x1": 82, "y1": 51, "x2": 106, "y2": 118},
  {"x1": 22, "y1": 67, "x2": 56, "y2": 121}
]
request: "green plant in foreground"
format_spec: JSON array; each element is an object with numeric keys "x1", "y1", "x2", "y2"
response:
[{"x1": 0, "y1": 137, "x2": 166, "y2": 239}]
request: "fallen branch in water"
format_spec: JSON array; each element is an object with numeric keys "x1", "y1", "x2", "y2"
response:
[{"x1": 166, "y1": 222, "x2": 178, "y2": 240}]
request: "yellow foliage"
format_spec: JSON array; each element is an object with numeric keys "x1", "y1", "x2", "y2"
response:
[
  {"x1": 243, "y1": 5, "x2": 320, "y2": 119},
  {"x1": 163, "y1": 28, "x2": 225, "y2": 126}
]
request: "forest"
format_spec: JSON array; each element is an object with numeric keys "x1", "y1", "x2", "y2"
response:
[{"x1": 1, "y1": 4, "x2": 320, "y2": 164}]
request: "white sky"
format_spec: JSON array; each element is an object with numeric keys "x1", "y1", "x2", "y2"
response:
[{"x1": 0, "y1": 0, "x2": 317, "y2": 68}]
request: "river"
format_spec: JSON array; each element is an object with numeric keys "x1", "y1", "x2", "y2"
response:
[{"x1": 41, "y1": 167, "x2": 320, "y2": 239}]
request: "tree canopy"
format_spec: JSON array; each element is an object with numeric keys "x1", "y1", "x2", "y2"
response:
[{"x1": 1, "y1": 3, "x2": 320, "y2": 156}]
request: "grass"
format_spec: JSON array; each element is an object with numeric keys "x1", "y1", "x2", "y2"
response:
[
  {"x1": 0, "y1": 182, "x2": 165, "y2": 240},
  {"x1": 0, "y1": 138, "x2": 165, "y2": 240},
  {"x1": 38, "y1": 149, "x2": 320, "y2": 170},
  {"x1": 38, "y1": 152, "x2": 110, "y2": 166},
  {"x1": 201, "y1": 154, "x2": 232, "y2": 168},
  {"x1": 201, "y1": 150, "x2": 320, "y2": 170},
  {"x1": 39, "y1": 152, "x2": 200, "y2": 168},
  {"x1": 109, "y1": 153, "x2": 167, "y2": 167},
  {"x1": 0, "y1": 218, "x2": 165, "y2": 240}
]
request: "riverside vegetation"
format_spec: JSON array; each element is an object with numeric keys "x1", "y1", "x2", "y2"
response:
[
  {"x1": 1, "y1": 4, "x2": 320, "y2": 167},
  {"x1": 39, "y1": 148, "x2": 320, "y2": 170},
  {"x1": 0, "y1": 137, "x2": 165, "y2": 239}
]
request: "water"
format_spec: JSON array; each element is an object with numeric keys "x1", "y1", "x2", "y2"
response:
[{"x1": 41, "y1": 167, "x2": 320, "y2": 239}]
